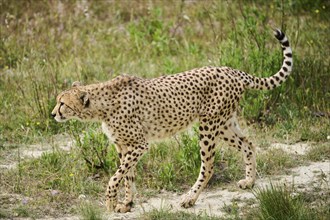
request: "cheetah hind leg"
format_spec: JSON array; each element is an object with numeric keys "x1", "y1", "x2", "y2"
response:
[
  {"x1": 222, "y1": 116, "x2": 256, "y2": 189},
  {"x1": 180, "y1": 118, "x2": 219, "y2": 208},
  {"x1": 105, "y1": 196, "x2": 117, "y2": 212}
]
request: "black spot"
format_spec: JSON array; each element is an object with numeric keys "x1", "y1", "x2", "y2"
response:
[
  {"x1": 274, "y1": 30, "x2": 285, "y2": 40},
  {"x1": 282, "y1": 40, "x2": 290, "y2": 47},
  {"x1": 283, "y1": 66, "x2": 288, "y2": 72},
  {"x1": 285, "y1": 53, "x2": 292, "y2": 58},
  {"x1": 285, "y1": 61, "x2": 292, "y2": 66}
]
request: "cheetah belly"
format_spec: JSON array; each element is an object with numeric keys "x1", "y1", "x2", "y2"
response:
[
  {"x1": 144, "y1": 118, "x2": 198, "y2": 140},
  {"x1": 141, "y1": 102, "x2": 200, "y2": 140}
]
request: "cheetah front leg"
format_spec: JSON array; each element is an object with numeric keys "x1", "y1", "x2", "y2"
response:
[
  {"x1": 114, "y1": 168, "x2": 136, "y2": 213},
  {"x1": 106, "y1": 145, "x2": 147, "y2": 212},
  {"x1": 112, "y1": 145, "x2": 137, "y2": 213},
  {"x1": 180, "y1": 119, "x2": 219, "y2": 208}
]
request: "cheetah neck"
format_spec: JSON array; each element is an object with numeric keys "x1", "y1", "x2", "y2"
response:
[{"x1": 78, "y1": 79, "x2": 128, "y2": 122}]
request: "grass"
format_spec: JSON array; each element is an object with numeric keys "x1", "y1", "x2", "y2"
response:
[
  {"x1": 305, "y1": 143, "x2": 330, "y2": 161},
  {"x1": 0, "y1": 0, "x2": 329, "y2": 219},
  {"x1": 249, "y1": 183, "x2": 330, "y2": 220},
  {"x1": 78, "y1": 201, "x2": 104, "y2": 220},
  {"x1": 257, "y1": 148, "x2": 300, "y2": 176},
  {"x1": 142, "y1": 208, "x2": 221, "y2": 220},
  {"x1": 0, "y1": 0, "x2": 329, "y2": 144}
]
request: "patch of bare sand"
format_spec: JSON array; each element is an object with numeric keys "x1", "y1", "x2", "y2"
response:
[
  {"x1": 0, "y1": 135, "x2": 73, "y2": 170},
  {"x1": 270, "y1": 142, "x2": 310, "y2": 155},
  {"x1": 107, "y1": 160, "x2": 329, "y2": 219}
]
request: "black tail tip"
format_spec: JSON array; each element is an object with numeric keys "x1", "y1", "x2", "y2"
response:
[{"x1": 273, "y1": 29, "x2": 285, "y2": 41}]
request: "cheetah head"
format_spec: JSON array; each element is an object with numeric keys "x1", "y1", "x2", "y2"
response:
[{"x1": 51, "y1": 87, "x2": 90, "y2": 122}]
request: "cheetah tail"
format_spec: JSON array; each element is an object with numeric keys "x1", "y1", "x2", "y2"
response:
[{"x1": 247, "y1": 29, "x2": 293, "y2": 90}]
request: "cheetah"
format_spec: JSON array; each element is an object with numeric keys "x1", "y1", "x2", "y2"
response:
[{"x1": 51, "y1": 29, "x2": 292, "y2": 213}]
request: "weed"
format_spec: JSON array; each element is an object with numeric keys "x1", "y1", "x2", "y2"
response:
[
  {"x1": 78, "y1": 201, "x2": 104, "y2": 220},
  {"x1": 70, "y1": 125, "x2": 119, "y2": 173},
  {"x1": 137, "y1": 130, "x2": 203, "y2": 191},
  {"x1": 222, "y1": 201, "x2": 240, "y2": 219},
  {"x1": 142, "y1": 208, "x2": 221, "y2": 220},
  {"x1": 257, "y1": 148, "x2": 299, "y2": 176},
  {"x1": 13, "y1": 204, "x2": 32, "y2": 218},
  {"x1": 0, "y1": 209, "x2": 10, "y2": 218},
  {"x1": 252, "y1": 183, "x2": 326, "y2": 220},
  {"x1": 305, "y1": 143, "x2": 330, "y2": 161}
]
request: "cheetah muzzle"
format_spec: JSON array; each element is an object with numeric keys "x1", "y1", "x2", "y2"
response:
[{"x1": 51, "y1": 29, "x2": 292, "y2": 212}]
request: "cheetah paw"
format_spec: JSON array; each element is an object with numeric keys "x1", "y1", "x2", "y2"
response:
[
  {"x1": 180, "y1": 193, "x2": 196, "y2": 208},
  {"x1": 237, "y1": 179, "x2": 255, "y2": 189},
  {"x1": 105, "y1": 198, "x2": 117, "y2": 212},
  {"x1": 114, "y1": 202, "x2": 133, "y2": 213}
]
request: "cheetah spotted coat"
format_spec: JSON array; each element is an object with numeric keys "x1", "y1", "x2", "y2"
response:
[{"x1": 51, "y1": 29, "x2": 292, "y2": 212}]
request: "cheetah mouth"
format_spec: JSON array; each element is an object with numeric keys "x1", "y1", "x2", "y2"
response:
[{"x1": 54, "y1": 116, "x2": 67, "y2": 122}]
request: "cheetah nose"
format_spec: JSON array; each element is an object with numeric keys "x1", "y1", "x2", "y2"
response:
[{"x1": 51, "y1": 113, "x2": 56, "y2": 118}]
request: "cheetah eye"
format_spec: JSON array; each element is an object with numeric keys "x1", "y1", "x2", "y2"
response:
[{"x1": 60, "y1": 102, "x2": 65, "y2": 106}]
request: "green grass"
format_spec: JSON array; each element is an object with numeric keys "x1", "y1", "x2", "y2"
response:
[
  {"x1": 0, "y1": 0, "x2": 329, "y2": 143},
  {"x1": 249, "y1": 183, "x2": 329, "y2": 220},
  {"x1": 0, "y1": 147, "x2": 106, "y2": 218},
  {"x1": 257, "y1": 148, "x2": 300, "y2": 176},
  {"x1": 305, "y1": 143, "x2": 330, "y2": 161},
  {"x1": 13, "y1": 205, "x2": 32, "y2": 218},
  {"x1": 1, "y1": 0, "x2": 329, "y2": 219},
  {"x1": 142, "y1": 208, "x2": 221, "y2": 220},
  {"x1": 78, "y1": 201, "x2": 104, "y2": 220}
]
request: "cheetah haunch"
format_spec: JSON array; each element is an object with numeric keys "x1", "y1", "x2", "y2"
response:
[{"x1": 51, "y1": 29, "x2": 292, "y2": 212}]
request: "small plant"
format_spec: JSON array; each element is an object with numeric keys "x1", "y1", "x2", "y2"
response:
[
  {"x1": 257, "y1": 148, "x2": 298, "y2": 176},
  {"x1": 222, "y1": 201, "x2": 240, "y2": 219},
  {"x1": 137, "y1": 131, "x2": 203, "y2": 191},
  {"x1": 13, "y1": 204, "x2": 31, "y2": 218},
  {"x1": 176, "y1": 128, "x2": 201, "y2": 175},
  {"x1": 142, "y1": 208, "x2": 220, "y2": 220},
  {"x1": 253, "y1": 183, "x2": 317, "y2": 220},
  {"x1": 0, "y1": 209, "x2": 10, "y2": 218},
  {"x1": 78, "y1": 201, "x2": 104, "y2": 220},
  {"x1": 305, "y1": 143, "x2": 330, "y2": 161},
  {"x1": 70, "y1": 124, "x2": 119, "y2": 174}
]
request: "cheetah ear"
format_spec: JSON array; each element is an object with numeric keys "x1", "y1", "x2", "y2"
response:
[
  {"x1": 72, "y1": 81, "x2": 83, "y2": 87},
  {"x1": 79, "y1": 91, "x2": 90, "y2": 107}
]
